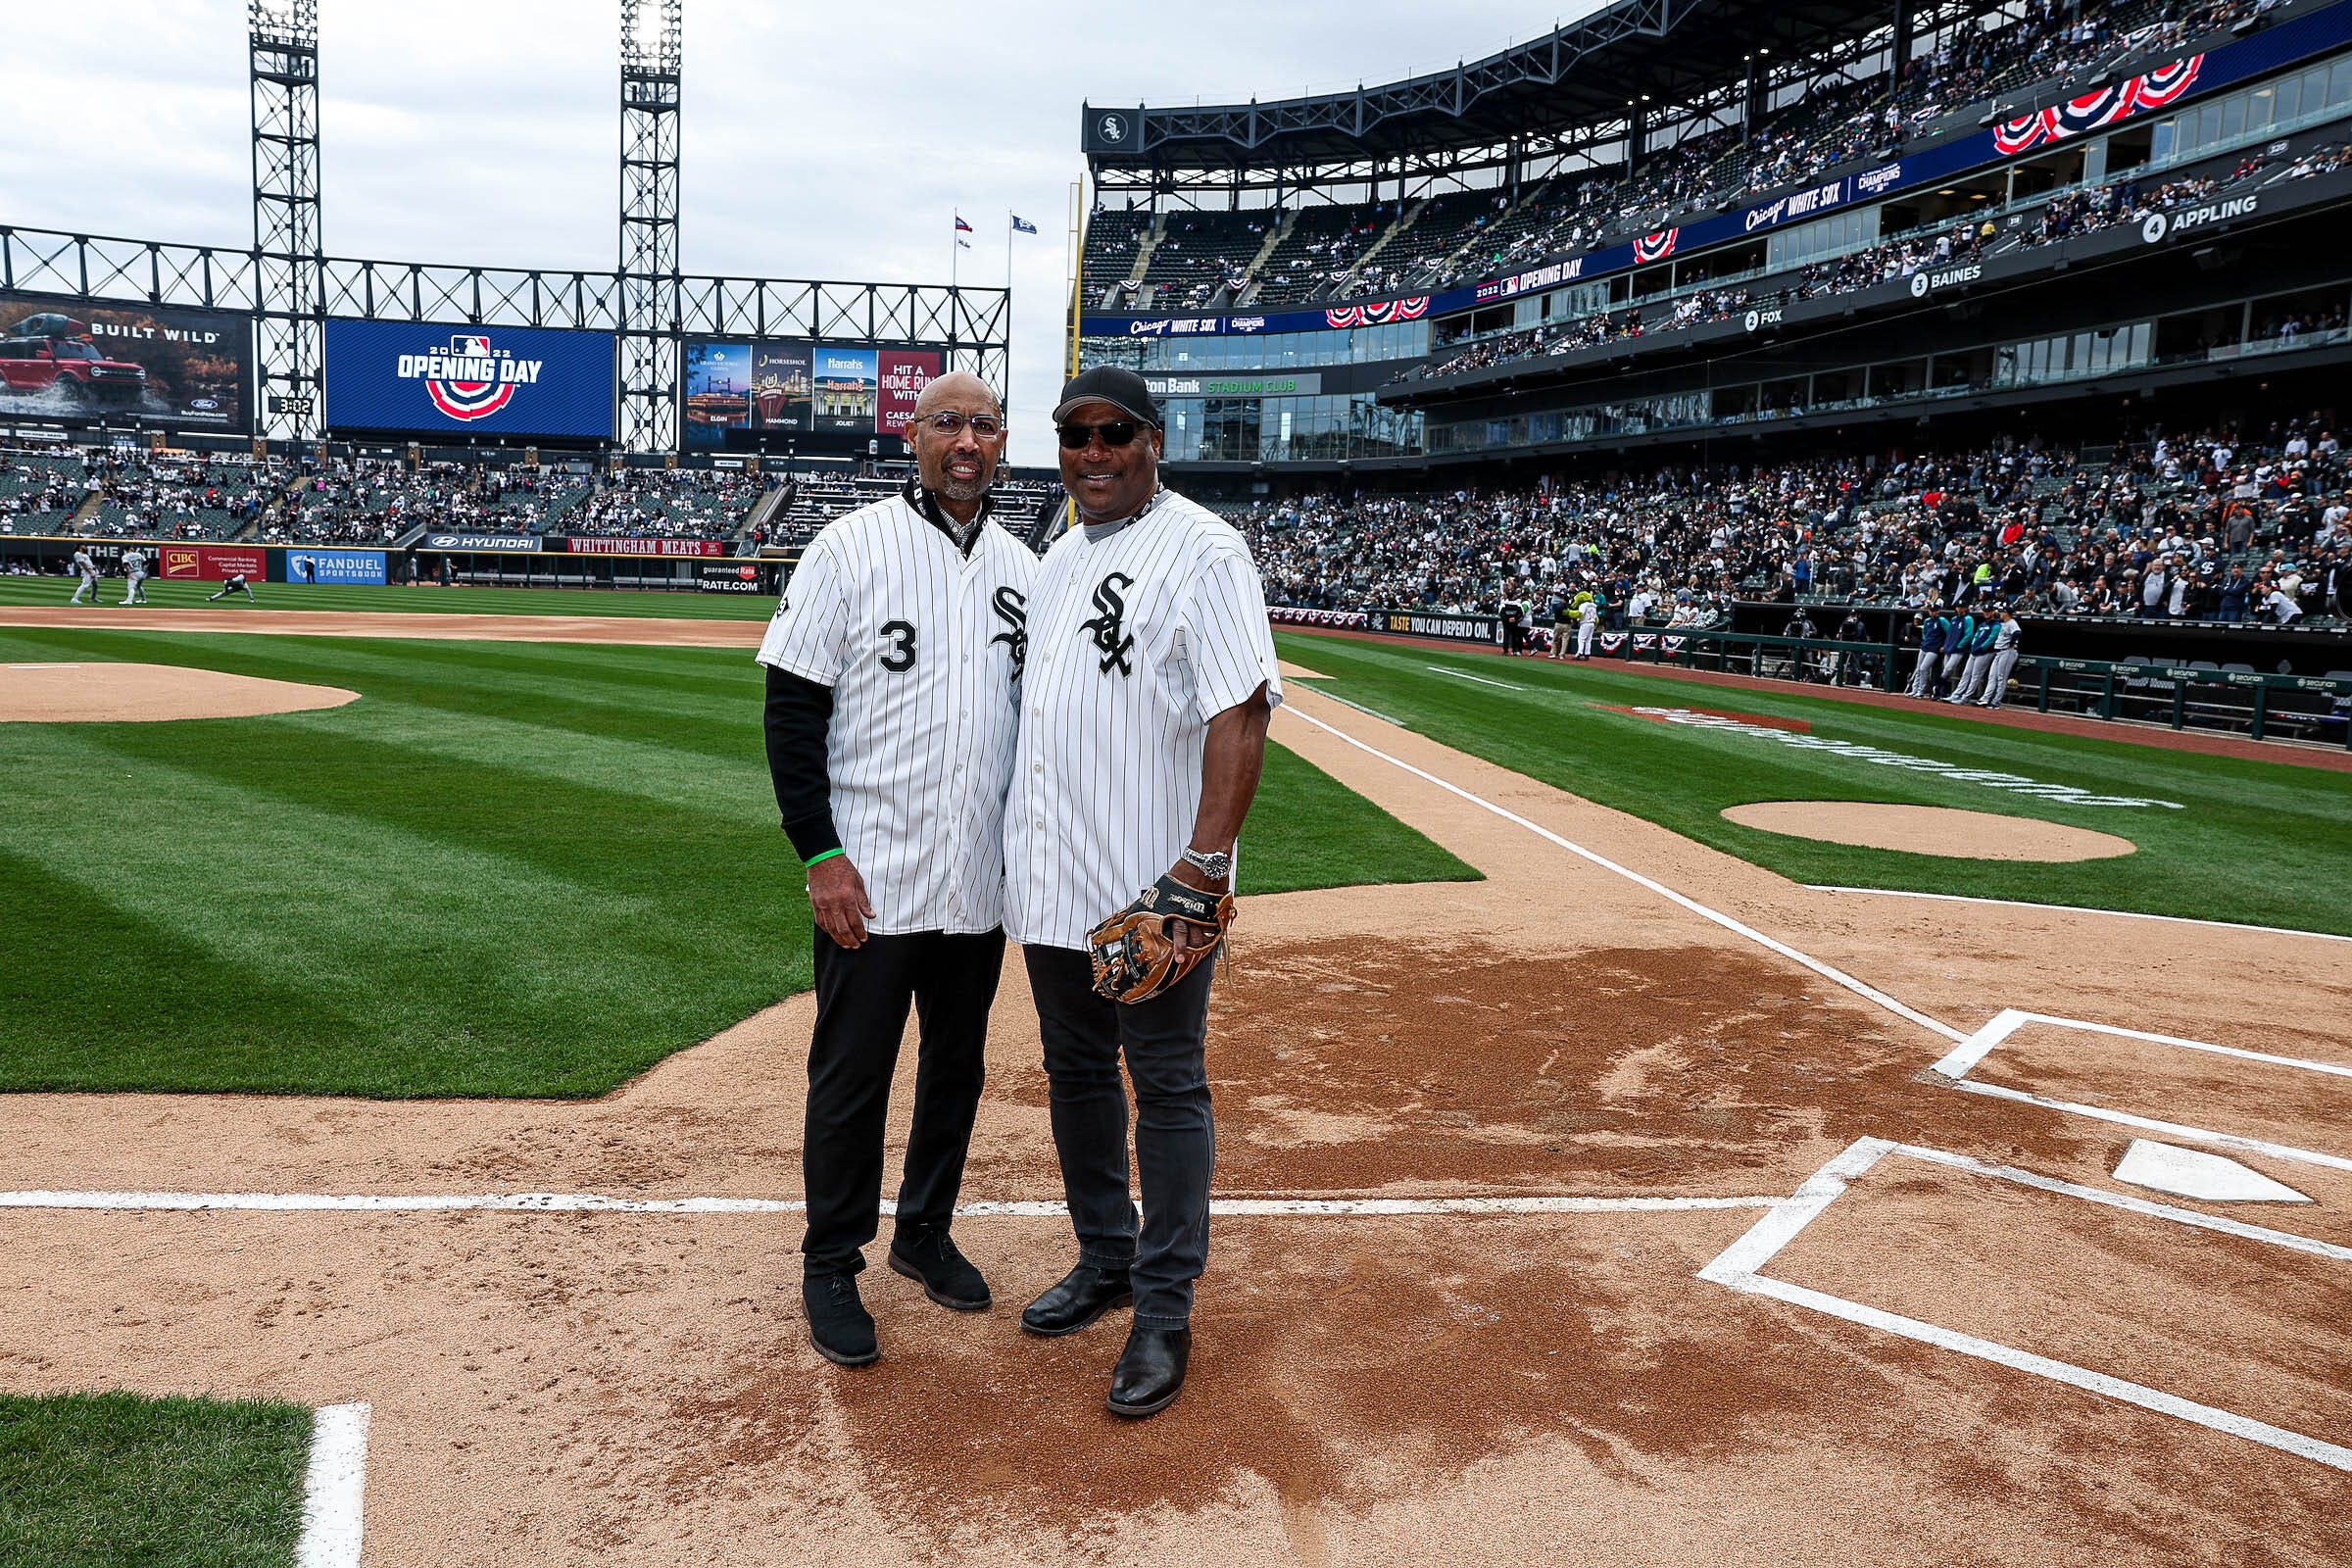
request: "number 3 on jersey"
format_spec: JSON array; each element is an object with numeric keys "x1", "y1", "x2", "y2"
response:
[{"x1": 878, "y1": 618, "x2": 918, "y2": 672}]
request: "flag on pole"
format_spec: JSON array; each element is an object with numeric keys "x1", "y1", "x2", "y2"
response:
[
  {"x1": 956, "y1": 238, "x2": 971, "y2": 250},
  {"x1": 1010, "y1": 214, "x2": 1038, "y2": 235},
  {"x1": 955, "y1": 215, "x2": 974, "y2": 233}
]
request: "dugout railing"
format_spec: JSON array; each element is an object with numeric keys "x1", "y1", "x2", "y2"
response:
[{"x1": 1607, "y1": 629, "x2": 2352, "y2": 749}]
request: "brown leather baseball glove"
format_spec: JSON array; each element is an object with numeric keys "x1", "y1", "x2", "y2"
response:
[{"x1": 1087, "y1": 873, "x2": 1237, "y2": 1004}]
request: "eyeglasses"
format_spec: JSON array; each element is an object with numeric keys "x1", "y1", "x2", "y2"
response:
[
  {"x1": 916, "y1": 412, "x2": 1005, "y2": 439},
  {"x1": 1056, "y1": 419, "x2": 1143, "y2": 450}
]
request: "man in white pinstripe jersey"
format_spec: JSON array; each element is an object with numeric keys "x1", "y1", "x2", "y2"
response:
[
  {"x1": 1005, "y1": 366, "x2": 1282, "y2": 1418},
  {"x1": 757, "y1": 370, "x2": 1036, "y2": 1368}
]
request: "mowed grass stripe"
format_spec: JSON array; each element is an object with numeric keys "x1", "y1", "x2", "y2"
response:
[
  {"x1": 18, "y1": 632, "x2": 774, "y2": 762},
  {"x1": 0, "y1": 630, "x2": 1474, "y2": 1097},
  {"x1": 0, "y1": 1391, "x2": 313, "y2": 1568},
  {"x1": 7, "y1": 725, "x2": 795, "y2": 1097},
  {"x1": 1277, "y1": 632, "x2": 2352, "y2": 936},
  {"x1": 0, "y1": 576, "x2": 773, "y2": 619}
]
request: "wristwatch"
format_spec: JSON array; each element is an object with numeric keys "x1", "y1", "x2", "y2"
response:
[{"x1": 1181, "y1": 847, "x2": 1233, "y2": 882}]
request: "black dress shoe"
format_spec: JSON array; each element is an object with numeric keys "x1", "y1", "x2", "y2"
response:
[
  {"x1": 1107, "y1": 1324, "x2": 1192, "y2": 1418},
  {"x1": 886, "y1": 1227, "x2": 991, "y2": 1311},
  {"x1": 803, "y1": 1270, "x2": 879, "y2": 1366},
  {"x1": 1019, "y1": 1263, "x2": 1134, "y2": 1338}
]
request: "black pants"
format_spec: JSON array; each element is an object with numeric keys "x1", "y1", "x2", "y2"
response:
[
  {"x1": 801, "y1": 927, "x2": 1004, "y2": 1277},
  {"x1": 1024, "y1": 944, "x2": 1216, "y2": 1330}
]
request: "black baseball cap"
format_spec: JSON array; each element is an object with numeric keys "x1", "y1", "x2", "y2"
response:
[{"x1": 1053, "y1": 366, "x2": 1162, "y2": 429}]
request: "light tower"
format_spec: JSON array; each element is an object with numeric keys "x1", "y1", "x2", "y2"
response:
[
  {"x1": 249, "y1": 0, "x2": 322, "y2": 443},
  {"x1": 618, "y1": 0, "x2": 683, "y2": 453}
]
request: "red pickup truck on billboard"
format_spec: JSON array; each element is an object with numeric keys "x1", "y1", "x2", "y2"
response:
[{"x1": 0, "y1": 314, "x2": 147, "y2": 406}]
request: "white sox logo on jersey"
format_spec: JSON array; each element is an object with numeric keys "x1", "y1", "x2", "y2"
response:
[
  {"x1": 990, "y1": 585, "x2": 1027, "y2": 674},
  {"x1": 1080, "y1": 572, "x2": 1135, "y2": 675}
]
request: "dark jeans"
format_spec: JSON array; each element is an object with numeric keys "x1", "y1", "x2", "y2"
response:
[
  {"x1": 1024, "y1": 944, "x2": 1217, "y2": 1329},
  {"x1": 801, "y1": 927, "x2": 1004, "y2": 1277}
]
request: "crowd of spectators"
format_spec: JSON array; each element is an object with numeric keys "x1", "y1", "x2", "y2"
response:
[
  {"x1": 569, "y1": 469, "x2": 766, "y2": 539},
  {"x1": 1226, "y1": 419, "x2": 2352, "y2": 633},
  {"x1": 1087, "y1": 0, "x2": 2292, "y2": 311},
  {"x1": 0, "y1": 447, "x2": 287, "y2": 539},
  {"x1": 1405, "y1": 145, "x2": 2352, "y2": 383},
  {"x1": 264, "y1": 461, "x2": 772, "y2": 545}
]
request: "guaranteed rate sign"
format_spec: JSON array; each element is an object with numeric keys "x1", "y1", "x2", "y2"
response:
[{"x1": 323, "y1": 318, "x2": 615, "y2": 440}]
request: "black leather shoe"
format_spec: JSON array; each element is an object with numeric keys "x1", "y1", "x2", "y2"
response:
[
  {"x1": 1019, "y1": 1263, "x2": 1134, "y2": 1338},
  {"x1": 886, "y1": 1227, "x2": 991, "y2": 1311},
  {"x1": 1107, "y1": 1324, "x2": 1192, "y2": 1418},
  {"x1": 803, "y1": 1270, "x2": 879, "y2": 1366}
]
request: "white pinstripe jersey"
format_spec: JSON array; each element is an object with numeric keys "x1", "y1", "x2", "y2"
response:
[
  {"x1": 755, "y1": 494, "x2": 1037, "y2": 937},
  {"x1": 1004, "y1": 488, "x2": 1284, "y2": 951}
]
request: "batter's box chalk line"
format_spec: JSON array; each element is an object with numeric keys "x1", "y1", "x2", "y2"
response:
[
  {"x1": 298, "y1": 1401, "x2": 369, "y2": 1568},
  {"x1": 1932, "y1": 1009, "x2": 2352, "y2": 1174},
  {"x1": 1699, "y1": 1137, "x2": 2352, "y2": 1472}
]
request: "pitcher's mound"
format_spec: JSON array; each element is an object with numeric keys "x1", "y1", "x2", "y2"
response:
[
  {"x1": 1, "y1": 662, "x2": 359, "y2": 723},
  {"x1": 1722, "y1": 801, "x2": 2135, "y2": 861}
]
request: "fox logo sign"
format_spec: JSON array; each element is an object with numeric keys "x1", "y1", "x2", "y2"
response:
[{"x1": 398, "y1": 332, "x2": 547, "y2": 421}]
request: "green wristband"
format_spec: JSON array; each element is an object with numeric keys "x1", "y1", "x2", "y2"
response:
[{"x1": 804, "y1": 848, "x2": 846, "y2": 869}]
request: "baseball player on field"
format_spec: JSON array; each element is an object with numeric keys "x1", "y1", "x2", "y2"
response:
[
  {"x1": 757, "y1": 371, "x2": 1035, "y2": 1368},
  {"x1": 1945, "y1": 609, "x2": 2001, "y2": 706},
  {"x1": 1975, "y1": 606, "x2": 2023, "y2": 709},
  {"x1": 1005, "y1": 366, "x2": 1281, "y2": 1419},
  {"x1": 120, "y1": 547, "x2": 149, "y2": 606},
  {"x1": 206, "y1": 572, "x2": 257, "y2": 604},
  {"x1": 70, "y1": 546, "x2": 101, "y2": 605}
]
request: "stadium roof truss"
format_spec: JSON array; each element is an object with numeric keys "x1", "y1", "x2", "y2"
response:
[
  {"x1": 0, "y1": 224, "x2": 1009, "y2": 432},
  {"x1": 1087, "y1": 0, "x2": 2014, "y2": 201}
]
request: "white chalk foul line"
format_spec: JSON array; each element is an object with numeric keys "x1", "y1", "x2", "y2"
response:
[
  {"x1": 1700, "y1": 1139, "x2": 2352, "y2": 1472},
  {"x1": 295, "y1": 1402, "x2": 369, "y2": 1568},
  {"x1": 0, "y1": 1190, "x2": 1780, "y2": 1217},
  {"x1": 1425, "y1": 663, "x2": 1524, "y2": 690},
  {"x1": 1285, "y1": 703, "x2": 1967, "y2": 1044},
  {"x1": 1806, "y1": 886, "x2": 2352, "y2": 947}
]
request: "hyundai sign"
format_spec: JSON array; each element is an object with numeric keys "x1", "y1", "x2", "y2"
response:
[{"x1": 323, "y1": 318, "x2": 614, "y2": 441}]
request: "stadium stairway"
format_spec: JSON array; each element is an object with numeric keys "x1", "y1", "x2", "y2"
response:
[
  {"x1": 1121, "y1": 216, "x2": 1164, "y2": 305},
  {"x1": 1331, "y1": 197, "x2": 1427, "y2": 297},
  {"x1": 1238, "y1": 211, "x2": 1295, "y2": 302},
  {"x1": 739, "y1": 484, "x2": 789, "y2": 546}
]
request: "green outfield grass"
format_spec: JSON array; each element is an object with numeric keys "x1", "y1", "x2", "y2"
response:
[
  {"x1": 1276, "y1": 631, "x2": 2352, "y2": 937},
  {"x1": 0, "y1": 1391, "x2": 312, "y2": 1568},
  {"x1": 0, "y1": 628, "x2": 1473, "y2": 1098},
  {"x1": 0, "y1": 576, "x2": 770, "y2": 620}
]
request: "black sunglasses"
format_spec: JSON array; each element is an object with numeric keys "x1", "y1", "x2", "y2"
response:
[{"x1": 1056, "y1": 419, "x2": 1145, "y2": 450}]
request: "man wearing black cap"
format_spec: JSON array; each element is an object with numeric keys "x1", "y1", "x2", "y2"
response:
[{"x1": 1003, "y1": 366, "x2": 1283, "y2": 1418}]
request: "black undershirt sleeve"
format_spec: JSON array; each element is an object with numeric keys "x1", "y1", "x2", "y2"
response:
[{"x1": 762, "y1": 664, "x2": 841, "y2": 863}]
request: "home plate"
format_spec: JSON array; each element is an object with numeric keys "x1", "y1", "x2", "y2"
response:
[{"x1": 2113, "y1": 1139, "x2": 2313, "y2": 1203}]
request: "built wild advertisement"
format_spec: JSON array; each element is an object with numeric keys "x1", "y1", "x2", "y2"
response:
[{"x1": 0, "y1": 289, "x2": 251, "y2": 430}]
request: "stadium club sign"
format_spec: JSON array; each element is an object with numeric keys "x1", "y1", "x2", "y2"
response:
[
  {"x1": 1146, "y1": 372, "x2": 1321, "y2": 398},
  {"x1": 1080, "y1": 3, "x2": 2352, "y2": 340}
]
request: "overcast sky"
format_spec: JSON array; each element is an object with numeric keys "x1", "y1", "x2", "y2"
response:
[{"x1": 9, "y1": 0, "x2": 1595, "y2": 465}]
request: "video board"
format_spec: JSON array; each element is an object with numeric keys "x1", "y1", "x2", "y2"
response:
[
  {"x1": 322, "y1": 318, "x2": 615, "y2": 441},
  {"x1": 682, "y1": 338, "x2": 942, "y2": 448},
  {"x1": 0, "y1": 289, "x2": 251, "y2": 431}
]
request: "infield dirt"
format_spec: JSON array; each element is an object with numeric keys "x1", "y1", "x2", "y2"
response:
[{"x1": 0, "y1": 624, "x2": 2346, "y2": 1564}]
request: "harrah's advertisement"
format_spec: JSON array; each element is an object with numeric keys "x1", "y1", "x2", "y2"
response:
[
  {"x1": 323, "y1": 318, "x2": 615, "y2": 441},
  {"x1": 876, "y1": 350, "x2": 942, "y2": 437}
]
